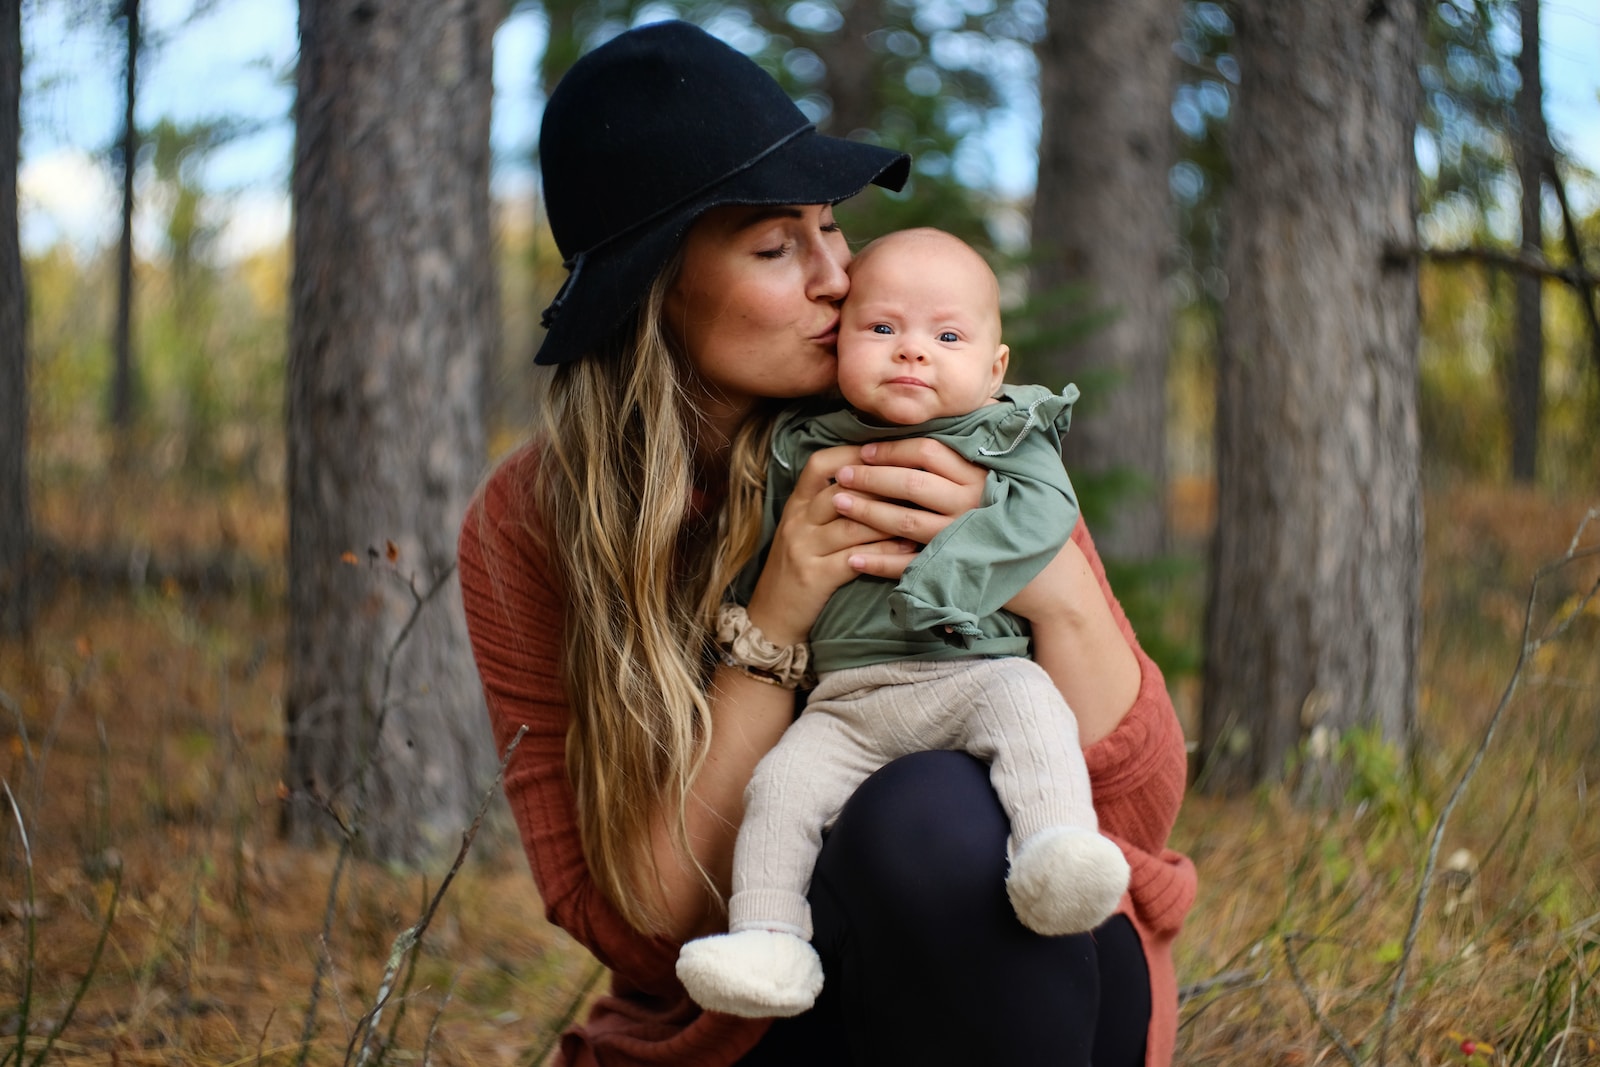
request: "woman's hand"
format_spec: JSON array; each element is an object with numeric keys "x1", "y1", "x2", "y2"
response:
[
  {"x1": 744, "y1": 443, "x2": 919, "y2": 645},
  {"x1": 830, "y1": 438, "x2": 988, "y2": 578}
]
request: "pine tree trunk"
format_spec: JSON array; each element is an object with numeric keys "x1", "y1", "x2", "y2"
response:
[
  {"x1": 1509, "y1": 0, "x2": 1544, "y2": 484},
  {"x1": 110, "y1": 0, "x2": 138, "y2": 436},
  {"x1": 1, "y1": 0, "x2": 29, "y2": 637},
  {"x1": 286, "y1": 0, "x2": 499, "y2": 861},
  {"x1": 1199, "y1": 0, "x2": 1422, "y2": 796},
  {"x1": 1030, "y1": 0, "x2": 1180, "y2": 562}
]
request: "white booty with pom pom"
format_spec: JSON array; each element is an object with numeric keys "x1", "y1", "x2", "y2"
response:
[
  {"x1": 1007, "y1": 826, "x2": 1130, "y2": 936},
  {"x1": 676, "y1": 929, "x2": 824, "y2": 1018}
]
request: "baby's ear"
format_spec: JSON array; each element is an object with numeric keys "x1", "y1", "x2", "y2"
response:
[{"x1": 989, "y1": 344, "x2": 1011, "y2": 394}]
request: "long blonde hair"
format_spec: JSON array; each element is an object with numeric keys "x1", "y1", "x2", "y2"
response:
[{"x1": 531, "y1": 265, "x2": 778, "y2": 934}]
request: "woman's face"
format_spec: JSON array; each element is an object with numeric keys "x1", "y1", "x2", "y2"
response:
[{"x1": 665, "y1": 203, "x2": 851, "y2": 435}]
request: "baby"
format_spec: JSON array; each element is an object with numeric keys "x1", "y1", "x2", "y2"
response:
[{"x1": 676, "y1": 228, "x2": 1130, "y2": 1018}]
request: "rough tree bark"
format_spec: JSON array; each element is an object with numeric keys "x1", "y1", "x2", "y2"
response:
[
  {"x1": 1509, "y1": 0, "x2": 1545, "y2": 483},
  {"x1": 1200, "y1": 0, "x2": 1422, "y2": 796},
  {"x1": 1, "y1": 0, "x2": 29, "y2": 637},
  {"x1": 1030, "y1": 0, "x2": 1180, "y2": 561},
  {"x1": 286, "y1": 0, "x2": 499, "y2": 860}
]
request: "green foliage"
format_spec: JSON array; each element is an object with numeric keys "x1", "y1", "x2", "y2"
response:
[
  {"x1": 526, "y1": 0, "x2": 1029, "y2": 250},
  {"x1": 25, "y1": 238, "x2": 287, "y2": 484},
  {"x1": 1102, "y1": 551, "x2": 1205, "y2": 681},
  {"x1": 1337, "y1": 725, "x2": 1433, "y2": 846},
  {"x1": 1418, "y1": 0, "x2": 1518, "y2": 221},
  {"x1": 1420, "y1": 256, "x2": 1510, "y2": 481},
  {"x1": 1170, "y1": 2, "x2": 1234, "y2": 314},
  {"x1": 1418, "y1": 247, "x2": 1600, "y2": 487},
  {"x1": 1001, "y1": 278, "x2": 1113, "y2": 387}
]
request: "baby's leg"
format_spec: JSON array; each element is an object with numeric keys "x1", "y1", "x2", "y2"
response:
[
  {"x1": 728, "y1": 705, "x2": 884, "y2": 938},
  {"x1": 678, "y1": 669, "x2": 895, "y2": 1018},
  {"x1": 958, "y1": 657, "x2": 1096, "y2": 840},
  {"x1": 957, "y1": 658, "x2": 1129, "y2": 935}
]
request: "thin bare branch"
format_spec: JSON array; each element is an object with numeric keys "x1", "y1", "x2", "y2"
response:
[
  {"x1": 1281, "y1": 934, "x2": 1361, "y2": 1067},
  {"x1": 1178, "y1": 968, "x2": 1267, "y2": 1003},
  {"x1": 28, "y1": 862, "x2": 122, "y2": 1067},
  {"x1": 350, "y1": 725, "x2": 527, "y2": 1067},
  {"x1": 1388, "y1": 243, "x2": 1600, "y2": 290},
  {"x1": 4, "y1": 780, "x2": 37, "y2": 1067},
  {"x1": 297, "y1": 840, "x2": 355, "y2": 1067},
  {"x1": 1545, "y1": 159, "x2": 1600, "y2": 380},
  {"x1": 419, "y1": 977, "x2": 458, "y2": 1067}
]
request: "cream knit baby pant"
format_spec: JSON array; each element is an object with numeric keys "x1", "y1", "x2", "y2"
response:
[{"x1": 727, "y1": 656, "x2": 1096, "y2": 940}]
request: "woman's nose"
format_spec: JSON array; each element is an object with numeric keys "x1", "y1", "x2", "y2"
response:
[{"x1": 810, "y1": 245, "x2": 850, "y2": 302}]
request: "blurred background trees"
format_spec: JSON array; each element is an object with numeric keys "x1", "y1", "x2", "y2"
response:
[
  {"x1": 1199, "y1": 0, "x2": 1423, "y2": 796},
  {"x1": 2, "y1": 0, "x2": 27, "y2": 636},
  {"x1": 109, "y1": 0, "x2": 138, "y2": 446},
  {"x1": 1030, "y1": 0, "x2": 1180, "y2": 564},
  {"x1": 8, "y1": 0, "x2": 1600, "y2": 836},
  {"x1": 283, "y1": 0, "x2": 500, "y2": 859}
]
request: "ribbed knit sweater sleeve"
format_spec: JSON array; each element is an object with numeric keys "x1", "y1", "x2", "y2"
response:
[
  {"x1": 456, "y1": 445, "x2": 684, "y2": 990},
  {"x1": 1072, "y1": 521, "x2": 1197, "y2": 1067}
]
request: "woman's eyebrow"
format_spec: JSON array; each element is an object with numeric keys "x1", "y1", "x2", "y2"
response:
[{"x1": 728, "y1": 205, "x2": 807, "y2": 231}]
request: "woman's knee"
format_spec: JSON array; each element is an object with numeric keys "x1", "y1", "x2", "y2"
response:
[{"x1": 816, "y1": 750, "x2": 1009, "y2": 912}]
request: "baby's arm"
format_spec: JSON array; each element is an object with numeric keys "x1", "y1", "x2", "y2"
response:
[{"x1": 889, "y1": 428, "x2": 1078, "y2": 642}]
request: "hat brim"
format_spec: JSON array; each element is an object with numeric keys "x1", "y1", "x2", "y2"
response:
[{"x1": 534, "y1": 132, "x2": 910, "y2": 366}]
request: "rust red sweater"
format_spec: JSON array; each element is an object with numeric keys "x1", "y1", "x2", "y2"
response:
[{"x1": 458, "y1": 444, "x2": 1197, "y2": 1066}]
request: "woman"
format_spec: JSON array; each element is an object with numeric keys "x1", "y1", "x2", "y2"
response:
[{"x1": 458, "y1": 20, "x2": 1195, "y2": 1067}]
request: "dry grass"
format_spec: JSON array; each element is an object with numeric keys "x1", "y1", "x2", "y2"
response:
[
  {"x1": 1173, "y1": 486, "x2": 1600, "y2": 1066},
  {"x1": 2, "y1": 479, "x2": 598, "y2": 1066},
  {"x1": 3, "y1": 474, "x2": 1598, "y2": 1066}
]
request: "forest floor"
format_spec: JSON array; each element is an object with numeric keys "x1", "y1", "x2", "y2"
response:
[{"x1": 2, "y1": 473, "x2": 1598, "y2": 1066}]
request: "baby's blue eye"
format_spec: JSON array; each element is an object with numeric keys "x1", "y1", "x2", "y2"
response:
[
  {"x1": 938, "y1": 331, "x2": 959, "y2": 343},
  {"x1": 872, "y1": 324, "x2": 893, "y2": 335}
]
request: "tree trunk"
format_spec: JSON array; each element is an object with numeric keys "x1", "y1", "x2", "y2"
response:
[
  {"x1": 822, "y1": 0, "x2": 883, "y2": 140},
  {"x1": 109, "y1": 0, "x2": 138, "y2": 436},
  {"x1": 1030, "y1": 0, "x2": 1180, "y2": 562},
  {"x1": 1, "y1": 0, "x2": 29, "y2": 637},
  {"x1": 286, "y1": 0, "x2": 499, "y2": 861},
  {"x1": 1199, "y1": 0, "x2": 1422, "y2": 797},
  {"x1": 1508, "y1": 0, "x2": 1544, "y2": 484}
]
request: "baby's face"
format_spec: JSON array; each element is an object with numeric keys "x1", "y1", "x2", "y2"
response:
[{"x1": 836, "y1": 232, "x2": 1009, "y2": 426}]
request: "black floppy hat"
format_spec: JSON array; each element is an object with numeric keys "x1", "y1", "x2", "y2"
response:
[{"x1": 534, "y1": 20, "x2": 911, "y2": 366}]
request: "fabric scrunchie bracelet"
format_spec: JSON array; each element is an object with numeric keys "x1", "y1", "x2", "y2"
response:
[{"x1": 714, "y1": 602, "x2": 813, "y2": 690}]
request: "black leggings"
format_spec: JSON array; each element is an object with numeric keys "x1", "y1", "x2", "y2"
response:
[{"x1": 737, "y1": 750, "x2": 1150, "y2": 1067}]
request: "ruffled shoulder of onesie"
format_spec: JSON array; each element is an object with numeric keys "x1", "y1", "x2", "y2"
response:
[{"x1": 981, "y1": 382, "x2": 1080, "y2": 458}]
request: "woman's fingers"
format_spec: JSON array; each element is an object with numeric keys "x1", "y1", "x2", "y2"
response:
[
  {"x1": 861, "y1": 438, "x2": 986, "y2": 494},
  {"x1": 845, "y1": 539, "x2": 918, "y2": 580},
  {"x1": 789, "y1": 444, "x2": 863, "y2": 501},
  {"x1": 831, "y1": 492, "x2": 953, "y2": 545},
  {"x1": 835, "y1": 438, "x2": 986, "y2": 520},
  {"x1": 793, "y1": 440, "x2": 990, "y2": 546}
]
